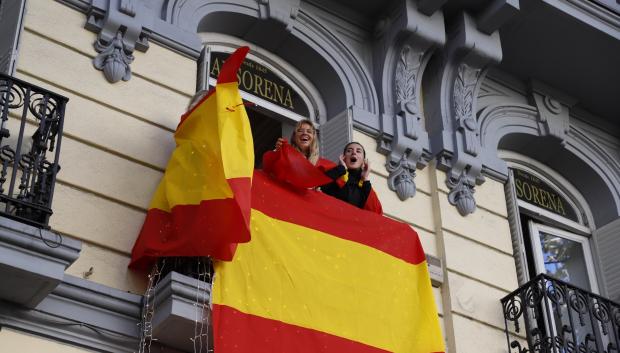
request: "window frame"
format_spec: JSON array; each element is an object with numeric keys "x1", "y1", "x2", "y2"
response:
[{"x1": 528, "y1": 220, "x2": 600, "y2": 293}]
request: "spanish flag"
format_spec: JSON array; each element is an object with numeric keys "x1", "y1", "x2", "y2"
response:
[
  {"x1": 129, "y1": 47, "x2": 253, "y2": 269},
  {"x1": 212, "y1": 171, "x2": 445, "y2": 353}
]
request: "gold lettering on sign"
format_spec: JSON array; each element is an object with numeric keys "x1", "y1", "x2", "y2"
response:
[
  {"x1": 515, "y1": 177, "x2": 567, "y2": 216},
  {"x1": 211, "y1": 57, "x2": 221, "y2": 77},
  {"x1": 210, "y1": 55, "x2": 296, "y2": 110}
]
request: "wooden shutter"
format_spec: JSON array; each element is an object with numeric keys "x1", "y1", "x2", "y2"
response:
[
  {"x1": 0, "y1": 0, "x2": 26, "y2": 75},
  {"x1": 505, "y1": 169, "x2": 531, "y2": 285},
  {"x1": 592, "y1": 218, "x2": 620, "y2": 302},
  {"x1": 196, "y1": 46, "x2": 210, "y2": 91},
  {"x1": 319, "y1": 107, "x2": 352, "y2": 163}
]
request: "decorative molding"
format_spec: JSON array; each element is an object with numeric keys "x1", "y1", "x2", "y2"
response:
[
  {"x1": 92, "y1": 32, "x2": 134, "y2": 83},
  {"x1": 0, "y1": 217, "x2": 81, "y2": 308},
  {"x1": 424, "y1": 11, "x2": 507, "y2": 216},
  {"x1": 453, "y1": 63, "x2": 482, "y2": 156},
  {"x1": 119, "y1": 0, "x2": 136, "y2": 17},
  {"x1": 85, "y1": 0, "x2": 151, "y2": 83},
  {"x1": 256, "y1": 0, "x2": 301, "y2": 32},
  {"x1": 478, "y1": 101, "x2": 620, "y2": 226},
  {"x1": 386, "y1": 154, "x2": 417, "y2": 200},
  {"x1": 530, "y1": 81, "x2": 575, "y2": 146},
  {"x1": 373, "y1": 0, "x2": 445, "y2": 202},
  {"x1": 446, "y1": 172, "x2": 477, "y2": 216},
  {"x1": 0, "y1": 275, "x2": 143, "y2": 352}
]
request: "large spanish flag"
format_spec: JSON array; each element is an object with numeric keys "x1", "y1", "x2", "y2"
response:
[
  {"x1": 129, "y1": 47, "x2": 253, "y2": 269},
  {"x1": 212, "y1": 171, "x2": 445, "y2": 353}
]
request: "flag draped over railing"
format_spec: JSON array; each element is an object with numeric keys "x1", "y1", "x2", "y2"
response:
[
  {"x1": 129, "y1": 46, "x2": 253, "y2": 270},
  {"x1": 129, "y1": 45, "x2": 444, "y2": 353},
  {"x1": 212, "y1": 171, "x2": 445, "y2": 353}
]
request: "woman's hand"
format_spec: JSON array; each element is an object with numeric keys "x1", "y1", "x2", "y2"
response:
[
  {"x1": 339, "y1": 154, "x2": 346, "y2": 167},
  {"x1": 362, "y1": 159, "x2": 371, "y2": 181},
  {"x1": 274, "y1": 137, "x2": 285, "y2": 151}
]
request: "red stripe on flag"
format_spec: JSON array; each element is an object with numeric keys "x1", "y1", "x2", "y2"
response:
[
  {"x1": 218, "y1": 46, "x2": 250, "y2": 83},
  {"x1": 251, "y1": 171, "x2": 426, "y2": 265},
  {"x1": 213, "y1": 304, "x2": 391, "y2": 353},
  {"x1": 129, "y1": 177, "x2": 251, "y2": 270}
]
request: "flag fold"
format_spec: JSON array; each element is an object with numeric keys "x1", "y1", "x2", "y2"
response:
[{"x1": 130, "y1": 46, "x2": 253, "y2": 269}]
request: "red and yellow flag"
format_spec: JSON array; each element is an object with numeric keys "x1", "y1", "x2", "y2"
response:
[
  {"x1": 212, "y1": 171, "x2": 445, "y2": 353},
  {"x1": 129, "y1": 47, "x2": 253, "y2": 269}
]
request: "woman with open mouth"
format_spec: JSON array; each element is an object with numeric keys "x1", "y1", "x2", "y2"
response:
[{"x1": 321, "y1": 142, "x2": 383, "y2": 214}]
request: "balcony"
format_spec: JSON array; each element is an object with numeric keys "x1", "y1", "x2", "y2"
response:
[
  {"x1": 502, "y1": 274, "x2": 620, "y2": 353},
  {"x1": 0, "y1": 73, "x2": 67, "y2": 228},
  {"x1": 0, "y1": 74, "x2": 78, "y2": 308}
]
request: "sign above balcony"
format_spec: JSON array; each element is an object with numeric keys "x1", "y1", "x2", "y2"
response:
[
  {"x1": 513, "y1": 168, "x2": 579, "y2": 222},
  {"x1": 209, "y1": 51, "x2": 310, "y2": 117}
]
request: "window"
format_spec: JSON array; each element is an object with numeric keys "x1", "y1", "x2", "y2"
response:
[
  {"x1": 196, "y1": 44, "x2": 350, "y2": 165},
  {"x1": 0, "y1": 0, "x2": 26, "y2": 75}
]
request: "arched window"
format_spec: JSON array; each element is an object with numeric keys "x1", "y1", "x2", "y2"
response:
[
  {"x1": 501, "y1": 151, "x2": 598, "y2": 291},
  {"x1": 195, "y1": 35, "x2": 353, "y2": 166}
]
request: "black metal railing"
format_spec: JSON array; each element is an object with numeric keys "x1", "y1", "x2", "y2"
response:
[
  {"x1": 502, "y1": 274, "x2": 620, "y2": 353},
  {"x1": 0, "y1": 73, "x2": 67, "y2": 228}
]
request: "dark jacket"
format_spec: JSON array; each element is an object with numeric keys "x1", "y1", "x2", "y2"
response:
[{"x1": 321, "y1": 165, "x2": 372, "y2": 209}]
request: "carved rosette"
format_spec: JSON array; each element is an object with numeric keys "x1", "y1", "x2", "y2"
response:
[
  {"x1": 453, "y1": 63, "x2": 481, "y2": 156},
  {"x1": 447, "y1": 173, "x2": 476, "y2": 216},
  {"x1": 386, "y1": 155, "x2": 417, "y2": 201},
  {"x1": 93, "y1": 32, "x2": 134, "y2": 83}
]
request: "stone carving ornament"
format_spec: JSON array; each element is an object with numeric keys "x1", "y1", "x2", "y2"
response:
[
  {"x1": 395, "y1": 45, "x2": 423, "y2": 138},
  {"x1": 385, "y1": 45, "x2": 425, "y2": 200},
  {"x1": 447, "y1": 172, "x2": 476, "y2": 216},
  {"x1": 453, "y1": 63, "x2": 481, "y2": 156},
  {"x1": 93, "y1": 32, "x2": 134, "y2": 83},
  {"x1": 387, "y1": 155, "x2": 417, "y2": 200}
]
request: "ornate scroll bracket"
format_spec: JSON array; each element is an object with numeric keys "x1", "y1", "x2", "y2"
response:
[
  {"x1": 425, "y1": 10, "x2": 507, "y2": 215},
  {"x1": 85, "y1": 0, "x2": 151, "y2": 83},
  {"x1": 373, "y1": 0, "x2": 445, "y2": 201},
  {"x1": 530, "y1": 81, "x2": 574, "y2": 146},
  {"x1": 257, "y1": 0, "x2": 301, "y2": 32}
]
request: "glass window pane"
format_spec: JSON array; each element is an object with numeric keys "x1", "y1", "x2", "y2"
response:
[{"x1": 539, "y1": 231, "x2": 591, "y2": 290}]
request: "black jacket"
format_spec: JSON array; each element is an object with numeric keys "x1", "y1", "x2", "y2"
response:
[{"x1": 321, "y1": 165, "x2": 371, "y2": 209}]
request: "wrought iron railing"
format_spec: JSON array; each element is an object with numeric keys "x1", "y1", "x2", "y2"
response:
[
  {"x1": 502, "y1": 273, "x2": 620, "y2": 353},
  {"x1": 0, "y1": 73, "x2": 67, "y2": 228}
]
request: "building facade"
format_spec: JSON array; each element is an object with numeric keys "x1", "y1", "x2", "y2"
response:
[{"x1": 0, "y1": 0, "x2": 618, "y2": 352}]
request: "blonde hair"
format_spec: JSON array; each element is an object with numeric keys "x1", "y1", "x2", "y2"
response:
[{"x1": 290, "y1": 119, "x2": 319, "y2": 165}]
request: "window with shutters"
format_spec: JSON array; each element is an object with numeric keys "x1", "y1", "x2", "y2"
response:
[
  {"x1": 500, "y1": 152, "x2": 620, "y2": 353},
  {"x1": 196, "y1": 43, "x2": 348, "y2": 167},
  {"x1": 0, "y1": 0, "x2": 26, "y2": 75},
  {"x1": 502, "y1": 153, "x2": 596, "y2": 290}
]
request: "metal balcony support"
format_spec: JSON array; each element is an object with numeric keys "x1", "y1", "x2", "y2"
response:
[
  {"x1": 501, "y1": 274, "x2": 620, "y2": 353},
  {"x1": 0, "y1": 73, "x2": 67, "y2": 228}
]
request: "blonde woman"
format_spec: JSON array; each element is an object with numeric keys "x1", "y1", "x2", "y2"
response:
[{"x1": 274, "y1": 119, "x2": 320, "y2": 165}]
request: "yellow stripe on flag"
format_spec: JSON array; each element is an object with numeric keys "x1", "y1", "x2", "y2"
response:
[
  {"x1": 213, "y1": 209, "x2": 444, "y2": 353},
  {"x1": 149, "y1": 82, "x2": 253, "y2": 212},
  {"x1": 217, "y1": 82, "x2": 254, "y2": 179}
]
